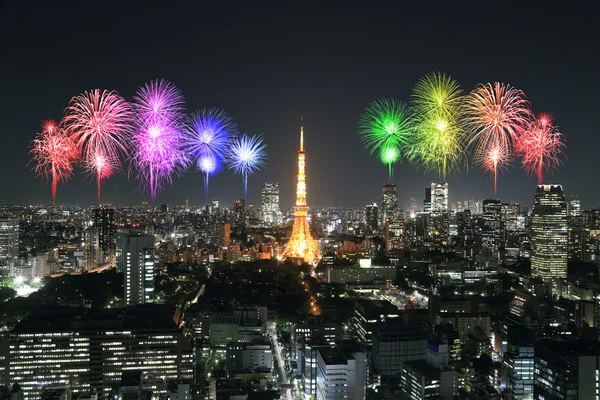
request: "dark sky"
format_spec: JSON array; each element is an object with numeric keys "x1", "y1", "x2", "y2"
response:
[{"x1": 1, "y1": 1, "x2": 598, "y2": 209}]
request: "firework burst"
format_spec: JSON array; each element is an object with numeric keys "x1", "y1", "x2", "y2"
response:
[
  {"x1": 359, "y1": 99, "x2": 413, "y2": 177},
  {"x1": 516, "y1": 113, "x2": 565, "y2": 183},
  {"x1": 63, "y1": 89, "x2": 132, "y2": 201},
  {"x1": 131, "y1": 79, "x2": 187, "y2": 200},
  {"x1": 29, "y1": 120, "x2": 78, "y2": 202},
  {"x1": 464, "y1": 82, "x2": 531, "y2": 192},
  {"x1": 185, "y1": 108, "x2": 237, "y2": 196},
  {"x1": 409, "y1": 72, "x2": 466, "y2": 179},
  {"x1": 226, "y1": 134, "x2": 267, "y2": 200}
]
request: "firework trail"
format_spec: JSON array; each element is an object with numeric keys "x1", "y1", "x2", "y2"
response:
[
  {"x1": 358, "y1": 99, "x2": 413, "y2": 177},
  {"x1": 409, "y1": 72, "x2": 466, "y2": 179},
  {"x1": 29, "y1": 120, "x2": 78, "y2": 202},
  {"x1": 464, "y1": 82, "x2": 531, "y2": 192},
  {"x1": 63, "y1": 89, "x2": 132, "y2": 201},
  {"x1": 185, "y1": 108, "x2": 237, "y2": 197},
  {"x1": 131, "y1": 79, "x2": 187, "y2": 201},
  {"x1": 226, "y1": 134, "x2": 267, "y2": 200},
  {"x1": 516, "y1": 113, "x2": 565, "y2": 183}
]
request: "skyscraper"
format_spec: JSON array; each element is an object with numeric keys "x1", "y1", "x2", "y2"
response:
[
  {"x1": 365, "y1": 203, "x2": 379, "y2": 235},
  {"x1": 233, "y1": 199, "x2": 245, "y2": 236},
  {"x1": 430, "y1": 182, "x2": 448, "y2": 213},
  {"x1": 123, "y1": 234, "x2": 155, "y2": 305},
  {"x1": 482, "y1": 200, "x2": 502, "y2": 250},
  {"x1": 84, "y1": 227, "x2": 99, "y2": 271},
  {"x1": 283, "y1": 125, "x2": 320, "y2": 264},
  {"x1": 261, "y1": 182, "x2": 280, "y2": 224},
  {"x1": 531, "y1": 184, "x2": 568, "y2": 281},
  {"x1": 381, "y1": 184, "x2": 397, "y2": 223},
  {"x1": 92, "y1": 207, "x2": 115, "y2": 263},
  {"x1": 0, "y1": 217, "x2": 19, "y2": 272},
  {"x1": 423, "y1": 187, "x2": 432, "y2": 213}
]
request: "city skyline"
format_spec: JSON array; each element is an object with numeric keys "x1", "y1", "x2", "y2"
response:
[{"x1": 2, "y1": 2, "x2": 599, "y2": 207}]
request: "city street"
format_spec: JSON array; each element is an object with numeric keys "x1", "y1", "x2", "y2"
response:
[{"x1": 268, "y1": 321, "x2": 293, "y2": 400}]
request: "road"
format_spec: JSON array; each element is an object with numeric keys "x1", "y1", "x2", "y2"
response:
[{"x1": 268, "y1": 321, "x2": 293, "y2": 400}]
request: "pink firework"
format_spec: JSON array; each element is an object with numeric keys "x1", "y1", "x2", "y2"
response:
[
  {"x1": 465, "y1": 82, "x2": 532, "y2": 192},
  {"x1": 516, "y1": 113, "x2": 565, "y2": 183},
  {"x1": 29, "y1": 120, "x2": 78, "y2": 202},
  {"x1": 131, "y1": 80, "x2": 187, "y2": 200},
  {"x1": 63, "y1": 89, "x2": 132, "y2": 201}
]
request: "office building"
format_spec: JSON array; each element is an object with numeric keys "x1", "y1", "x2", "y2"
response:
[
  {"x1": 92, "y1": 207, "x2": 115, "y2": 263},
  {"x1": 531, "y1": 184, "x2": 568, "y2": 281},
  {"x1": 381, "y1": 184, "x2": 397, "y2": 224},
  {"x1": 423, "y1": 187, "x2": 432, "y2": 213},
  {"x1": 534, "y1": 339, "x2": 600, "y2": 400},
  {"x1": 123, "y1": 234, "x2": 155, "y2": 305},
  {"x1": 316, "y1": 341, "x2": 366, "y2": 400},
  {"x1": 0, "y1": 217, "x2": 18, "y2": 272},
  {"x1": 365, "y1": 203, "x2": 378, "y2": 235},
  {"x1": 83, "y1": 227, "x2": 99, "y2": 271},
  {"x1": 351, "y1": 299, "x2": 399, "y2": 347},
  {"x1": 482, "y1": 199, "x2": 502, "y2": 250},
  {"x1": 260, "y1": 183, "x2": 280, "y2": 224},
  {"x1": 226, "y1": 341, "x2": 273, "y2": 372},
  {"x1": 371, "y1": 323, "x2": 427, "y2": 382},
  {"x1": 385, "y1": 219, "x2": 406, "y2": 250},
  {"x1": 431, "y1": 182, "x2": 448, "y2": 213},
  {"x1": 6, "y1": 305, "x2": 194, "y2": 399},
  {"x1": 233, "y1": 199, "x2": 245, "y2": 236},
  {"x1": 400, "y1": 360, "x2": 459, "y2": 400}
]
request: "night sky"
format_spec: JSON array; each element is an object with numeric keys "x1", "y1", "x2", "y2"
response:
[{"x1": 1, "y1": 1, "x2": 598, "y2": 209}]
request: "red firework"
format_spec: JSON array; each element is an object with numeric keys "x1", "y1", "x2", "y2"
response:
[
  {"x1": 516, "y1": 113, "x2": 565, "y2": 183},
  {"x1": 29, "y1": 120, "x2": 78, "y2": 202},
  {"x1": 63, "y1": 89, "x2": 132, "y2": 201},
  {"x1": 465, "y1": 82, "x2": 532, "y2": 192}
]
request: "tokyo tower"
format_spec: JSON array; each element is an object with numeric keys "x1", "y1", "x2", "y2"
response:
[{"x1": 282, "y1": 125, "x2": 320, "y2": 264}]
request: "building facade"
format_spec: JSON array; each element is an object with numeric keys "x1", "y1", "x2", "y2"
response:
[
  {"x1": 260, "y1": 183, "x2": 280, "y2": 224},
  {"x1": 123, "y1": 234, "x2": 155, "y2": 305}
]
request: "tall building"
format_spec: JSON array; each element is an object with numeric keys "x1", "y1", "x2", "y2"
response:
[
  {"x1": 482, "y1": 199, "x2": 502, "y2": 251},
  {"x1": 123, "y1": 234, "x2": 155, "y2": 305},
  {"x1": 260, "y1": 182, "x2": 280, "y2": 224},
  {"x1": 531, "y1": 184, "x2": 568, "y2": 281},
  {"x1": 534, "y1": 339, "x2": 600, "y2": 400},
  {"x1": 365, "y1": 203, "x2": 379, "y2": 235},
  {"x1": 83, "y1": 227, "x2": 99, "y2": 271},
  {"x1": 381, "y1": 184, "x2": 397, "y2": 223},
  {"x1": 431, "y1": 182, "x2": 448, "y2": 213},
  {"x1": 0, "y1": 217, "x2": 19, "y2": 272},
  {"x1": 92, "y1": 207, "x2": 115, "y2": 263},
  {"x1": 7, "y1": 305, "x2": 194, "y2": 399},
  {"x1": 316, "y1": 341, "x2": 366, "y2": 400},
  {"x1": 233, "y1": 199, "x2": 245, "y2": 236},
  {"x1": 283, "y1": 125, "x2": 320, "y2": 264},
  {"x1": 423, "y1": 187, "x2": 432, "y2": 213}
]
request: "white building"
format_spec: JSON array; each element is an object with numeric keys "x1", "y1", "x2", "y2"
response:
[
  {"x1": 261, "y1": 183, "x2": 280, "y2": 224},
  {"x1": 123, "y1": 234, "x2": 155, "y2": 305},
  {"x1": 316, "y1": 342, "x2": 366, "y2": 400}
]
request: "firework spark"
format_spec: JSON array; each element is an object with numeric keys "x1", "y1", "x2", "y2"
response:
[
  {"x1": 516, "y1": 113, "x2": 565, "y2": 183},
  {"x1": 131, "y1": 79, "x2": 187, "y2": 200},
  {"x1": 63, "y1": 89, "x2": 132, "y2": 201},
  {"x1": 409, "y1": 72, "x2": 466, "y2": 179},
  {"x1": 358, "y1": 99, "x2": 413, "y2": 177},
  {"x1": 464, "y1": 82, "x2": 531, "y2": 192},
  {"x1": 29, "y1": 120, "x2": 78, "y2": 202},
  {"x1": 226, "y1": 134, "x2": 267, "y2": 200},
  {"x1": 185, "y1": 108, "x2": 237, "y2": 196}
]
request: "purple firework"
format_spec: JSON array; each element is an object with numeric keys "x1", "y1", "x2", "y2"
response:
[
  {"x1": 185, "y1": 108, "x2": 237, "y2": 197},
  {"x1": 131, "y1": 79, "x2": 187, "y2": 200}
]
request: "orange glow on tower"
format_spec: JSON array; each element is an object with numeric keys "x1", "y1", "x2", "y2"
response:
[{"x1": 283, "y1": 125, "x2": 320, "y2": 264}]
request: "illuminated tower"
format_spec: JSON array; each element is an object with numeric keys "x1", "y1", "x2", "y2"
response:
[{"x1": 283, "y1": 125, "x2": 320, "y2": 264}]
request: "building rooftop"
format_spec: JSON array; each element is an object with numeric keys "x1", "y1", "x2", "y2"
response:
[
  {"x1": 12, "y1": 304, "x2": 179, "y2": 333},
  {"x1": 403, "y1": 359, "x2": 439, "y2": 376},
  {"x1": 354, "y1": 298, "x2": 399, "y2": 318}
]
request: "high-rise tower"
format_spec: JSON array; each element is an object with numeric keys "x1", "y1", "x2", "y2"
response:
[{"x1": 283, "y1": 125, "x2": 320, "y2": 264}]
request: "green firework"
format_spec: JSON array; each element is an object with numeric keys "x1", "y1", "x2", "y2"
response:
[
  {"x1": 409, "y1": 72, "x2": 466, "y2": 179},
  {"x1": 358, "y1": 98, "x2": 413, "y2": 177}
]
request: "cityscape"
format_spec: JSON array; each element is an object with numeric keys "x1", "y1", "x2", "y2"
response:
[{"x1": 1, "y1": 2, "x2": 600, "y2": 400}]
